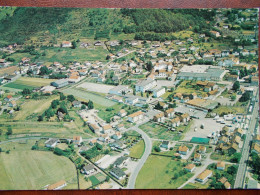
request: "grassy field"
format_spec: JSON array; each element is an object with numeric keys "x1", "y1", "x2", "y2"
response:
[
  {"x1": 4, "y1": 77, "x2": 56, "y2": 90},
  {"x1": 62, "y1": 88, "x2": 116, "y2": 107},
  {"x1": 213, "y1": 105, "x2": 247, "y2": 115},
  {"x1": 37, "y1": 47, "x2": 110, "y2": 64},
  {"x1": 139, "y1": 122, "x2": 183, "y2": 141},
  {"x1": 13, "y1": 96, "x2": 59, "y2": 120},
  {"x1": 135, "y1": 155, "x2": 193, "y2": 189},
  {"x1": 174, "y1": 81, "x2": 207, "y2": 96},
  {"x1": 182, "y1": 181, "x2": 210, "y2": 189},
  {"x1": 0, "y1": 140, "x2": 77, "y2": 190},
  {"x1": 129, "y1": 140, "x2": 145, "y2": 159}
]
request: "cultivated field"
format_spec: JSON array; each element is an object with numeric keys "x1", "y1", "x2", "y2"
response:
[
  {"x1": 77, "y1": 82, "x2": 114, "y2": 94},
  {"x1": 135, "y1": 155, "x2": 193, "y2": 189},
  {"x1": 0, "y1": 66, "x2": 19, "y2": 75},
  {"x1": 0, "y1": 140, "x2": 77, "y2": 190},
  {"x1": 62, "y1": 88, "x2": 116, "y2": 107},
  {"x1": 4, "y1": 77, "x2": 56, "y2": 90}
]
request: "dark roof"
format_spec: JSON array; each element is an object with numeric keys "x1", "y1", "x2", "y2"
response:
[
  {"x1": 110, "y1": 167, "x2": 125, "y2": 178},
  {"x1": 113, "y1": 156, "x2": 127, "y2": 166},
  {"x1": 162, "y1": 141, "x2": 169, "y2": 145}
]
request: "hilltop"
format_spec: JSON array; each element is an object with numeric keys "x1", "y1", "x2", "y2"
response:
[{"x1": 0, "y1": 7, "x2": 215, "y2": 46}]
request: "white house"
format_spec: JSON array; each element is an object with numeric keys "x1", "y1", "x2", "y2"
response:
[
  {"x1": 45, "y1": 138, "x2": 60, "y2": 148},
  {"x1": 135, "y1": 79, "x2": 157, "y2": 93},
  {"x1": 61, "y1": 41, "x2": 72, "y2": 48},
  {"x1": 109, "y1": 85, "x2": 130, "y2": 96},
  {"x1": 152, "y1": 87, "x2": 165, "y2": 98},
  {"x1": 82, "y1": 164, "x2": 96, "y2": 175},
  {"x1": 196, "y1": 169, "x2": 213, "y2": 183}
]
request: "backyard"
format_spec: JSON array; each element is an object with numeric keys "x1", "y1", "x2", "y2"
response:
[
  {"x1": 135, "y1": 155, "x2": 193, "y2": 189},
  {"x1": 129, "y1": 140, "x2": 145, "y2": 159}
]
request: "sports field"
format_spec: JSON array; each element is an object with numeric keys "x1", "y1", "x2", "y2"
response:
[
  {"x1": 4, "y1": 77, "x2": 56, "y2": 90},
  {"x1": 0, "y1": 140, "x2": 77, "y2": 190},
  {"x1": 62, "y1": 88, "x2": 116, "y2": 107}
]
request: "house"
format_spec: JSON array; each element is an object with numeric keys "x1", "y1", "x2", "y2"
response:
[
  {"x1": 109, "y1": 85, "x2": 130, "y2": 96},
  {"x1": 111, "y1": 132, "x2": 122, "y2": 140},
  {"x1": 178, "y1": 145, "x2": 189, "y2": 155},
  {"x1": 82, "y1": 164, "x2": 96, "y2": 175},
  {"x1": 125, "y1": 96, "x2": 139, "y2": 105},
  {"x1": 61, "y1": 41, "x2": 72, "y2": 48},
  {"x1": 118, "y1": 109, "x2": 127, "y2": 117},
  {"x1": 217, "y1": 161, "x2": 225, "y2": 170},
  {"x1": 113, "y1": 156, "x2": 128, "y2": 168},
  {"x1": 109, "y1": 167, "x2": 126, "y2": 180},
  {"x1": 73, "y1": 136, "x2": 82, "y2": 145},
  {"x1": 196, "y1": 169, "x2": 213, "y2": 183},
  {"x1": 153, "y1": 112, "x2": 165, "y2": 123},
  {"x1": 164, "y1": 108, "x2": 174, "y2": 118},
  {"x1": 232, "y1": 136, "x2": 241, "y2": 144},
  {"x1": 184, "y1": 164, "x2": 196, "y2": 172},
  {"x1": 152, "y1": 87, "x2": 166, "y2": 98},
  {"x1": 89, "y1": 139, "x2": 97, "y2": 146},
  {"x1": 4, "y1": 95, "x2": 13, "y2": 102},
  {"x1": 110, "y1": 140, "x2": 124, "y2": 150},
  {"x1": 198, "y1": 145, "x2": 206, "y2": 154},
  {"x1": 158, "y1": 101, "x2": 168, "y2": 109},
  {"x1": 234, "y1": 128, "x2": 243, "y2": 137},
  {"x1": 88, "y1": 123, "x2": 100, "y2": 133},
  {"x1": 51, "y1": 79, "x2": 69, "y2": 88},
  {"x1": 210, "y1": 31, "x2": 221, "y2": 37},
  {"x1": 115, "y1": 124, "x2": 124, "y2": 131},
  {"x1": 68, "y1": 75, "x2": 80, "y2": 83},
  {"x1": 9, "y1": 100, "x2": 16, "y2": 107},
  {"x1": 102, "y1": 124, "x2": 113, "y2": 134},
  {"x1": 72, "y1": 100, "x2": 81, "y2": 108},
  {"x1": 194, "y1": 153, "x2": 201, "y2": 162},
  {"x1": 45, "y1": 138, "x2": 60, "y2": 148},
  {"x1": 47, "y1": 180, "x2": 67, "y2": 190},
  {"x1": 228, "y1": 143, "x2": 238, "y2": 154},
  {"x1": 170, "y1": 117, "x2": 181, "y2": 127},
  {"x1": 128, "y1": 111, "x2": 144, "y2": 123},
  {"x1": 219, "y1": 177, "x2": 231, "y2": 189},
  {"x1": 135, "y1": 79, "x2": 157, "y2": 93},
  {"x1": 251, "y1": 143, "x2": 260, "y2": 154},
  {"x1": 180, "y1": 113, "x2": 190, "y2": 123},
  {"x1": 160, "y1": 141, "x2": 169, "y2": 149}
]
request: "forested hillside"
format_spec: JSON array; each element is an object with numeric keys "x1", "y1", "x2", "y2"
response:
[{"x1": 0, "y1": 7, "x2": 216, "y2": 45}]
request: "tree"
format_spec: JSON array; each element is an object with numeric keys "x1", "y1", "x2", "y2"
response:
[
  {"x1": 6, "y1": 126, "x2": 12, "y2": 135},
  {"x1": 250, "y1": 153, "x2": 260, "y2": 176},
  {"x1": 232, "y1": 81, "x2": 240, "y2": 92},
  {"x1": 146, "y1": 61, "x2": 153, "y2": 71},
  {"x1": 31, "y1": 145, "x2": 38, "y2": 150},
  {"x1": 141, "y1": 91, "x2": 143, "y2": 97},
  {"x1": 67, "y1": 95, "x2": 75, "y2": 102},
  {"x1": 239, "y1": 91, "x2": 251, "y2": 102},
  {"x1": 38, "y1": 115, "x2": 43, "y2": 121},
  {"x1": 0, "y1": 129, "x2": 2, "y2": 135},
  {"x1": 39, "y1": 66, "x2": 51, "y2": 75},
  {"x1": 105, "y1": 176, "x2": 110, "y2": 182},
  {"x1": 96, "y1": 143, "x2": 103, "y2": 150},
  {"x1": 22, "y1": 88, "x2": 31, "y2": 95},
  {"x1": 153, "y1": 146, "x2": 161, "y2": 152},
  {"x1": 58, "y1": 106, "x2": 68, "y2": 114},
  {"x1": 60, "y1": 93, "x2": 66, "y2": 100},
  {"x1": 133, "y1": 89, "x2": 136, "y2": 96},
  {"x1": 51, "y1": 100, "x2": 60, "y2": 109},
  {"x1": 72, "y1": 41, "x2": 77, "y2": 49},
  {"x1": 227, "y1": 165, "x2": 238, "y2": 175},
  {"x1": 54, "y1": 147, "x2": 64, "y2": 156},
  {"x1": 81, "y1": 104, "x2": 86, "y2": 110},
  {"x1": 88, "y1": 100, "x2": 94, "y2": 109},
  {"x1": 154, "y1": 102, "x2": 163, "y2": 110},
  {"x1": 0, "y1": 148, "x2": 2, "y2": 152},
  {"x1": 45, "y1": 108, "x2": 54, "y2": 118},
  {"x1": 231, "y1": 94, "x2": 236, "y2": 101}
]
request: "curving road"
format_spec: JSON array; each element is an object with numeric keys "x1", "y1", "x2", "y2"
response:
[{"x1": 127, "y1": 120, "x2": 153, "y2": 189}]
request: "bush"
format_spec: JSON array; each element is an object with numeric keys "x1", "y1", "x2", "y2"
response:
[{"x1": 153, "y1": 146, "x2": 161, "y2": 152}]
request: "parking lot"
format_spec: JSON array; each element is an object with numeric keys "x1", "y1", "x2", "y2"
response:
[
  {"x1": 77, "y1": 82, "x2": 114, "y2": 94},
  {"x1": 182, "y1": 118, "x2": 235, "y2": 141},
  {"x1": 174, "y1": 104, "x2": 207, "y2": 119}
]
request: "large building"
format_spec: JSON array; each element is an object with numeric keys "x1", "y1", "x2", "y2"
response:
[
  {"x1": 109, "y1": 85, "x2": 130, "y2": 96},
  {"x1": 177, "y1": 65, "x2": 226, "y2": 81},
  {"x1": 51, "y1": 79, "x2": 69, "y2": 88},
  {"x1": 135, "y1": 79, "x2": 157, "y2": 92}
]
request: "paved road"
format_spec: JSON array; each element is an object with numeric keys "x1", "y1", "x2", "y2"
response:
[
  {"x1": 127, "y1": 119, "x2": 152, "y2": 189},
  {"x1": 234, "y1": 90, "x2": 259, "y2": 189}
]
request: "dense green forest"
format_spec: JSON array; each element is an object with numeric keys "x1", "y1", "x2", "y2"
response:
[{"x1": 0, "y1": 7, "x2": 217, "y2": 45}]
